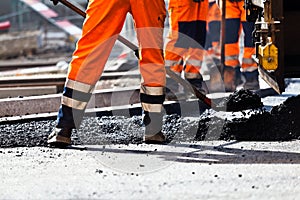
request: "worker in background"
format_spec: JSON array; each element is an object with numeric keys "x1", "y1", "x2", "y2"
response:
[
  {"x1": 204, "y1": 0, "x2": 222, "y2": 92},
  {"x1": 164, "y1": 0, "x2": 209, "y2": 97},
  {"x1": 47, "y1": 0, "x2": 167, "y2": 146},
  {"x1": 222, "y1": 0, "x2": 259, "y2": 92},
  {"x1": 205, "y1": 0, "x2": 221, "y2": 68}
]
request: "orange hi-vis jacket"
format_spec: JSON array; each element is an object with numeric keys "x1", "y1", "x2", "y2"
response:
[
  {"x1": 165, "y1": 0, "x2": 209, "y2": 79},
  {"x1": 224, "y1": 0, "x2": 257, "y2": 71},
  {"x1": 57, "y1": 0, "x2": 167, "y2": 129}
]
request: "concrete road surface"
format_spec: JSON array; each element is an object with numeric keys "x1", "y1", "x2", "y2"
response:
[{"x1": 0, "y1": 140, "x2": 299, "y2": 199}]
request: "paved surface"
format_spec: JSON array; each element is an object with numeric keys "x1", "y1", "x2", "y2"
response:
[
  {"x1": 0, "y1": 79, "x2": 299, "y2": 199},
  {"x1": 0, "y1": 141, "x2": 300, "y2": 199}
]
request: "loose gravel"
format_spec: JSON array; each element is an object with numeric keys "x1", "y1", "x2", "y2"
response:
[{"x1": 0, "y1": 91, "x2": 299, "y2": 148}]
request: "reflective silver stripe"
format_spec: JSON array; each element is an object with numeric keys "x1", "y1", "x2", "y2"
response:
[
  {"x1": 62, "y1": 96, "x2": 88, "y2": 110},
  {"x1": 141, "y1": 102, "x2": 163, "y2": 113},
  {"x1": 140, "y1": 85, "x2": 164, "y2": 95},
  {"x1": 65, "y1": 79, "x2": 94, "y2": 93},
  {"x1": 242, "y1": 57, "x2": 256, "y2": 65},
  {"x1": 225, "y1": 55, "x2": 239, "y2": 61},
  {"x1": 212, "y1": 46, "x2": 221, "y2": 55},
  {"x1": 165, "y1": 59, "x2": 182, "y2": 67},
  {"x1": 184, "y1": 72, "x2": 201, "y2": 79},
  {"x1": 242, "y1": 66, "x2": 258, "y2": 72},
  {"x1": 186, "y1": 59, "x2": 202, "y2": 67},
  {"x1": 169, "y1": 70, "x2": 181, "y2": 76}
]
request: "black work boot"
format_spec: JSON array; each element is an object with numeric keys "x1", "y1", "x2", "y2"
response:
[
  {"x1": 47, "y1": 127, "x2": 72, "y2": 147},
  {"x1": 142, "y1": 111, "x2": 166, "y2": 144},
  {"x1": 165, "y1": 76, "x2": 181, "y2": 101},
  {"x1": 186, "y1": 75, "x2": 208, "y2": 95},
  {"x1": 208, "y1": 65, "x2": 224, "y2": 93},
  {"x1": 223, "y1": 66, "x2": 242, "y2": 92},
  {"x1": 242, "y1": 69, "x2": 260, "y2": 90},
  {"x1": 144, "y1": 131, "x2": 166, "y2": 144}
]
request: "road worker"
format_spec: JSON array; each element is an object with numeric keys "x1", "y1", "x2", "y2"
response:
[
  {"x1": 205, "y1": 0, "x2": 221, "y2": 67},
  {"x1": 204, "y1": 0, "x2": 222, "y2": 92},
  {"x1": 164, "y1": 0, "x2": 209, "y2": 97},
  {"x1": 221, "y1": 0, "x2": 259, "y2": 92},
  {"x1": 47, "y1": 0, "x2": 167, "y2": 146}
]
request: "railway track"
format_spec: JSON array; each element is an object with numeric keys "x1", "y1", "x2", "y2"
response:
[
  {"x1": 0, "y1": 85, "x2": 207, "y2": 123},
  {"x1": 0, "y1": 71, "x2": 141, "y2": 88},
  {"x1": 0, "y1": 58, "x2": 68, "y2": 71}
]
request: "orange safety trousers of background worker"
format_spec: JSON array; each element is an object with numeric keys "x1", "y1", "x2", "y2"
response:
[
  {"x1": 56, "y1": 0, "x2": 166, "y2": 130},
  {"x1": 165, "y1": 0, "x2": 208, "y2": 79},
  {"x1": 224, "y1": 0, "x2": 257, "y2": 71},
  {"x1": 205, "y1": 0, "x2": 221, "y2": 66}
]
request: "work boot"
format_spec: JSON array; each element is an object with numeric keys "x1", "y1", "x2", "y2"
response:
[
  {"x1": 165, "y1": 77, "x2": 180, "y2": 100},
  {"x1": 207, "y1": 65, "x2": 223, "y2": 93},
  {"x1": 144, "y1": 131, "x2": 166, "y2": 144},
  {"x1": 223, "y1": 65, "x2": 243, "y2": 92},
  {"x1": 186, "y1": 75, "x2": 208, "y2": 95},
  {"x1": 142, "y1": 111, "x2": 166, "y2": 144},
  {"x1": 47, "y1": 127, "x2": 72, "y2": 147},
  {"x1": 242, "y1": 69, "x2": 260, "y2": 90}
]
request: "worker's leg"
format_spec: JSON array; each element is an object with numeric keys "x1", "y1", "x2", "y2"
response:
[
  {"x1": 131, "y1": 0, "x2": 167, "y2": 143},
  {"x1": 48, "y1": 0, "x2": 130, "y2": 146},
  {"x1": 183, "y1": 0, "x2": 208, "y2": 94},
  {"x1": 164, "y1": 0, "x2": 189, "y2": 95},
  {"x1": 165, "y1": 0, "x2": 209, "y2": 95},
  {"x1": 205, "y1": 1, "x2": 221, "y2": 65},
  {"x1": 203, "y1": 1, "x2": 223, "y2": 92},
  {"x1": 239, "y1": 2, "x2": 259, "y2": 90},
  {"x1": 223, "y1": 1, "x2": 242, "y2": 92}
]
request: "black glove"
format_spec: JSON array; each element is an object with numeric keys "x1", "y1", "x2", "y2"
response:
[{"x1": 50, "y1": 0, "x2": 59, "y2": 5}]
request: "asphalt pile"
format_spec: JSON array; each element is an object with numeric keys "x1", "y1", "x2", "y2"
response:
[
  {"x1": 0, "y1": 90, "x2": 299, "y2": 148},
  {"x1": 217, "y1": 89, "x2": 264, "y2": 112},
  {"x1": 196, "y1": 92, "x2": 300, "y2": 141}
]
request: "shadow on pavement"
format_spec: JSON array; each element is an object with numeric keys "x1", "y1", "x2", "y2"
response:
[{"x1": 85, "y1": 140, "x2": 300, "y2": 164}]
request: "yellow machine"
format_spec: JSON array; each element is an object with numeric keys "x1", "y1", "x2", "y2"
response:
[{"x1": 245, "y1": 0, "x2": 300, "y2": 93}]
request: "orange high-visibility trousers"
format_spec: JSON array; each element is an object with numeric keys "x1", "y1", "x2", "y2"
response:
[
  {"x1": 57, "y1": 0, "x2": 166, "y2": 129},
  {"x1": 206, "y1": 0, "x2": 221, "y2": 52},
  {"x1": 69, "y1": 0, "x2": 166, "y2": 87},
  {"x1": 224, "y1": 0, "x2": 257, "y2": 71},
  {"x1": 165, "y1": 0, "x2": 208, "y2": 79}
]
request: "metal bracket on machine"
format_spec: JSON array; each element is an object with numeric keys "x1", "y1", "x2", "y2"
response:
[{"x1": 245, "y1": 0, "x2": 285, "y2": 94}]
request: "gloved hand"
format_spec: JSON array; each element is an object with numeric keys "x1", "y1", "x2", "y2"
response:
[{"x1": 50, "y1": 0, "x2": 59, "y2": 5}]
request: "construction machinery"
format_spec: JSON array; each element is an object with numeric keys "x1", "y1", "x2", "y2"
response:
[{"x1": 245, "y1": 0, "x2": 300, "y2": 94}]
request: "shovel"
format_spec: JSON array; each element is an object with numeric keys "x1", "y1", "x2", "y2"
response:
[{"x1": 54, "y1": 0, "x2": 220, "y2": 108}]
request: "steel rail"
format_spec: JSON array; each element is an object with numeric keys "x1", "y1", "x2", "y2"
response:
[
  {"x1": 0, "y1": 85, "x2": 208, "y2": 123},
  {"x1": 0, "y1": 71, "x2": 141, "y2": 88}
]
